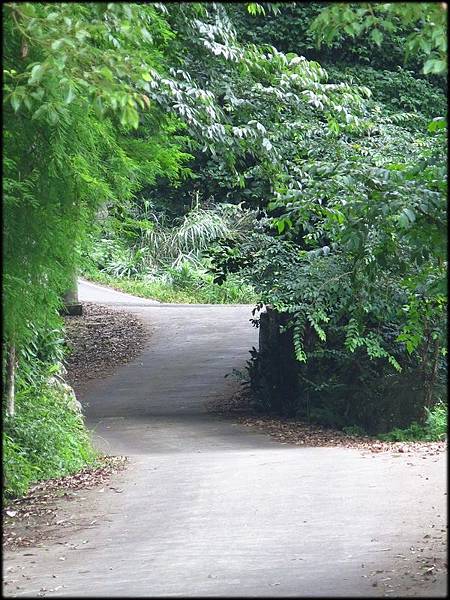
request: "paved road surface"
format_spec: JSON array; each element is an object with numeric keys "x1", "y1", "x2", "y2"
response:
[{"x1": 3, "y1": 279, "x2": 447, "y2": 597}]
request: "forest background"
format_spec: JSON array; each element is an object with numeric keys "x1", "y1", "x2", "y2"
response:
[{"x1": 3, "y1": 2, "x2": 447, "y2": 498}]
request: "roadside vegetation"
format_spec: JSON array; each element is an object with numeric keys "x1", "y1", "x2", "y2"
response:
[
  {"x1": 378, "y1": 401, "x2": 447, "y2": 442},
  {"x1": 3, "y1": 2, "x2": 447, "y2": 498},
  {"x1": 83, "y1": 270, "x2": 256, "y2": 305},
  {"x1": 80, "y1": 202, "x2": 258, "y2": 304},
  {"x1": 4, "y1": 384, "x2": 97, "y2": 498},
  {"x1": 2, "y1": 320, "x2": 97, "y2": 498}
]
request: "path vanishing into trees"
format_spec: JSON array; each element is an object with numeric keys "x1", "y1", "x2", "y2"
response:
[{"x1": 4, "y1": 280, "x2": 447, "y2": 598}]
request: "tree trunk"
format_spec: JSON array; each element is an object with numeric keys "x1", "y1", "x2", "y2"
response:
[
  {"x1": 6, "y1": 344, "x2": 16, "y2": 417},
  {"x1": 61, "y1": 272, "x2": 82, "y2": 316},
  {"x1": 424, "y1": 339, "x2": 441, "y2": 410}
]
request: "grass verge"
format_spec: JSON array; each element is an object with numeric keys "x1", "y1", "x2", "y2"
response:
[{"x1": 83, "y1": 269, "x2": 258, "y2": 304}]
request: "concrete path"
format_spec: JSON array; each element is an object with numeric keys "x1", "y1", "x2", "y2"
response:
[{"x1": 3, "y1": 280, "x2": 447, "y2": 597}]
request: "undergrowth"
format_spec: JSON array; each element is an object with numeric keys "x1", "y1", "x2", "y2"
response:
[
  {"x1": 377, "y1": 401, "x2": 447, "y2": 442},
  {"x1": 341, "y1": 402, "x2": 447, "y2": 441},
  {"x1": 3, "y1": 383, "x2": 97, "y2": 499}
]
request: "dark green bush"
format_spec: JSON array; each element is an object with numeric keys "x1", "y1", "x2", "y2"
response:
[{"x1": 245, "y1": 302, "x2": 446, "y2": 434}]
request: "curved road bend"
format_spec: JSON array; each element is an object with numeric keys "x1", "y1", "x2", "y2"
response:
[{"x1": 3, "y1": 279, "x2": 447, "y2": 597}]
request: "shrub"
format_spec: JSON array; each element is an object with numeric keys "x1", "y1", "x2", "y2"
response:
[
  {"x1": 424, "y1": 401, "x2": 447, "y2": 441},
  {"x1": 3, "y1": 382, "x2": 97, "y2": 499},
  {"x1": 378, "y1": 421, "x2": 427, "y2": 442},
  {"x1": 2, "y1": 435, "x2": 35, "y2": 498},
  {"x1": 378, "y1": 401, "x2": 447, "y2": 442},
  {"x1": 342, "y1": 425, "x2": 367, "y2": 437}
]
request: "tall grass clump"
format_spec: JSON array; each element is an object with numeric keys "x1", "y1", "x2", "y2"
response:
[
  {"x1": 86, "y1": 268, "x2": 257, "y2": 305},
  {"x1": 81, "y1": 202, "x2": 260, "y2": 305}
]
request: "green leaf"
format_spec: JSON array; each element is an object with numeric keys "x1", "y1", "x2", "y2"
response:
[
  {"x1": 423, "y1": 58, "x2": 446, "y2": 75},
  {"x1": 10, "y1": 92, "x2": 21, "y2": 113},
  {"x1": 427, "y1": 118, "x2": 447, "y2": 132},
  {"x1": 64, "y1": 85, "x2": 76, "y2": 104},
  {"x1": 276, "y1": 220, "x2": 285, "y2": 234},
  {"x1": 93, "y1": 96, "x2": 104, "y2": 118},
  {"x1": 370, "y1": 29, "x2": 383, "y2": 46},
  {"x1": 29, "y1": 64, "x2": 45, "y2": 85},
  {"x1": 47, "y1": 107, "x2": 59, "y2": 125},
  {"x1": 120, "y1": 105, "x2": 139, "y2": 129},
  {"x1": 328, "y1": 118, "x2": 340, "y2": 134},
  {"x1": 31, "y1": 105, "x2": 47, "y2": 121},
  {"x1": 100, "y1": 67, "x2": 114, "y2": 81},
  {"x1": 398, "y1": 208, "x2": 416, "y2": 227},
  {"x1": 247, "y1": 3, "x2": 265, "y2": 16},
  {"x1": 388, "y1": 356, "x2": 402, "y2": 372},
  {"x1": 403, "y1": 208, "x2": 416, "y2": 223},
  {"x1": 419, "y1": 37, "x2": 432, "y2": 54},
  {"x1": 75, "y1": 30, "x2": 89, "y2": 42},
  {"x1": 51, "y1": 39, "x2": 65, "y2": 51}
]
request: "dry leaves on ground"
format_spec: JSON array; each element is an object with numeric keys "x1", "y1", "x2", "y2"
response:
[
  {"x1": 237, "y1": 414, "x2": 446, "y2": 456},
  {"x1": 63, "y1": 302, "x2": 150, "y2": 393},
  {"x1": 208, "y1": 391, "x2": 447, "y2": 457},
  {"x1": 3, "y1": 456, "x2": 127, "y2": 551}
]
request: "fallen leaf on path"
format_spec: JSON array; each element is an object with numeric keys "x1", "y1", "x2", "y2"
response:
[{"x1": 208, "y1": 391, "x2": 447, "y2": 455}]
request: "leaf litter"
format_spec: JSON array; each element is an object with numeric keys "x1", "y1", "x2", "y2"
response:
[
  {"x1": 64, "y1": 302, "x2": 150, "y2": 393},
  {"x1": 3, "y1": 455, "x2": 127, "y2": 550},
  {"x1": 208, "y1": 390, "x2": 446, "y2": 457}
]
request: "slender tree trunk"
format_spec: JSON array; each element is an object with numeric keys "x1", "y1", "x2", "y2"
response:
[
  {"x1": 6, "y1": 344, "x2": 16, "y2": 417},
  {"x1": 424, "y1": 339, "x2": 441, "y2": 410},
  {"x1": 419, "y1": 322, "x2": 431, "y2": 409}
]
